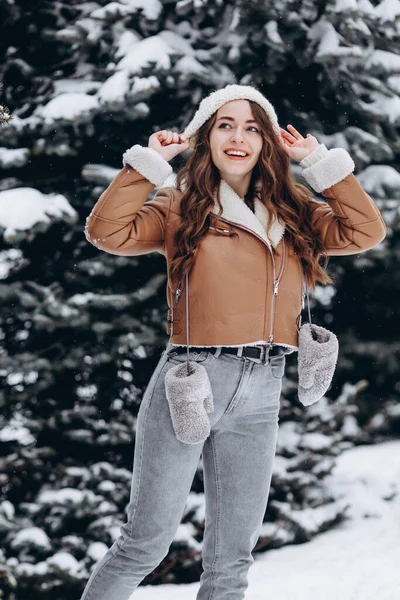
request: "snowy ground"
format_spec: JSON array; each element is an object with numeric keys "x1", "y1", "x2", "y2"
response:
[{"x1": 131, "y1": 439, "x2": 400, "y2": 600}]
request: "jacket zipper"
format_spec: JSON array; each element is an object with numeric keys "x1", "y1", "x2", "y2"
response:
[
  {"x1": 214, "y1": 216, "x2": 287, "y2": 347},
  {"x1": 173, "y1": 217, "x2": 287, "y2": 345}
]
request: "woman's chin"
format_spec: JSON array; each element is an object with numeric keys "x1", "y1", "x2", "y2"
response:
[{"x1": 218, "y1": 166, "x2": 253, "y2": 179}]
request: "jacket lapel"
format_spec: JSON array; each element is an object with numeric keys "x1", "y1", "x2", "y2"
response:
[{"x1": 211, "y1": 179, "x2": 285, "y2": 249}]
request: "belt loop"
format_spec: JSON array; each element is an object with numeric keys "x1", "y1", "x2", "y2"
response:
[
  {"x1": 237, "y1": 346, "x2": 243, "y2": 358},
  {"x1": 214, "y1": 346, "x2": 222, "y2": 358},
  {"x1": 262, "y1": 345, "x2": 270, "y2": 366}
]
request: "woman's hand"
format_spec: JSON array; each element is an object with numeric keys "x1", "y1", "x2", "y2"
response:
[
  {"x1": 279, "y1": 125, "x2": 320, "y2": 162},
  {"x1": 148, "y1": 130, "x2": 190, "y2": 162}
]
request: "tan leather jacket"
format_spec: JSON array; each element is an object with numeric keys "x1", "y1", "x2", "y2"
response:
[{"x1": 84, "y1": 144, "x2": 387, "y2": 352}]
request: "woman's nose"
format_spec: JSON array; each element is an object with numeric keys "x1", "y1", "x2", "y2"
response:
[{"x1": 230, "y1": 129, "x2": 244, "y2": 143}]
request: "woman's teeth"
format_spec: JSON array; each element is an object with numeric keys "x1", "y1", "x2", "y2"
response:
[{"x1": 224, "y1": 151, "x2": 249, "y2": 160}]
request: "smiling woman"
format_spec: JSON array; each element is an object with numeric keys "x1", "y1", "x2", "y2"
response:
[{"x1": 81, "y1": 83, "x2": 386, "y2": 600}]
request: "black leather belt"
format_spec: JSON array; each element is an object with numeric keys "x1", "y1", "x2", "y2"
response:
[{"x1": 170, "y1": 345, "x2": 284, "y2": 360}]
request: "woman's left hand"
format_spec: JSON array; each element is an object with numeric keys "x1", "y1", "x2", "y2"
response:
[{"x1": 279, "y1": 125, "x2": 320, "y2": 162}]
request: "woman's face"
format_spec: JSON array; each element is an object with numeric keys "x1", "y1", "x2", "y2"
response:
[{"x1": 208, "y1": 99, "x2": 263, "y2": 179}]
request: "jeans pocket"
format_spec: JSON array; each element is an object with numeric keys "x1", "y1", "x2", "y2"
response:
[
  {"x1": 269, "y1": 354, "x2": 286, "y2": 380},
  {"x1": 166, "y1": 349, "x2": 212, "y2": 365}
]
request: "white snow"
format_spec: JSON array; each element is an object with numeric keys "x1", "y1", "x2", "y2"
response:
[
  {"x1": 0, "y1": 415, "x2": 35, "y2": 446},
  {"x1": 0, "y1": 187, "x2": 78, "y2": 241},
  {"x1": 174, "y1": 522, "x2": 202, "y2": 550},
  {"x1": 87, "y1": 542, "x2": 109, "y2": 562},
  {"x1": 53, "y1": 79, "x2": 102, "y2": 95},
  {"x1": 33, "y1": 92, "x2": 99, "y2": 124},
  {"x1": 388, "y1": 74, "x2": 400, "y2": 93},
  {"x1": 265, "y1": 21, "x2": 284, "y2": 45},
  {"x1": 76, "y1": 384, "x2": 98, "y2": 400},
  {"x1": 38, "y1": 488, "x2": 97, "y2": 507},
  {"x1": 0, "y1": 248, "x2": 24, "y2": 279},
  {"x1": 358, "y1": 0, "x2": 379, "y2": 17},
  {"x1": 331, "y1": 0, "x2": 358, "y2": 11},
  {"x1": 97, "y1": 73, "x2": 160, "y2": 106},
  {"x1": 309, "y1": 21, "x2": 364, "y2": 59},
  {"x1": 91, "y1": 0, "x2": 163, "y2": 22},
  {"x1": 313, "y1": 283, "x2": 336, "y2": 307},
  {"x1": 16, "y1": 560, "x2": 49, "y2": 577},
  {"x1": 358, "y1": 91, "x2": 400, "y2": 125},
  {"x1": 275, "y1": 420, "x2": 302, "y2": 454},
  {"x1": 174, "y1": 55, "x2": 210, "y2": 83},
  {"x1": 126, "y1": 440, "x2": 400, "y2": 600},
  {"x1": 365, "y1": 49, "x2": 400, "y2": 73},
  {"x1": 374, "y1": 0, "x2": 400, "y2": 20},
  {"x1": 0, "y1": 147, "x2": 29, "y2": 168},
  {"x1": 97, "y1": 71, "x2": 131, "y2": 104},
  {"x1": 117, "y1": 35, "x2": 175, "y2": 76},
  {"x1": 0, "y1": 500, "x2": 15, "y2": 521},
  {"x1": 114, "y1": 29, "x2": 141, "y2": 60},
  {"x1": 357, "y1": 165, "x2": 400, "y2": 198},
  {"x1": 11, "y1": 527, "x2": 51, "y2": 550},
  {"x1": 299, "y1": 431, "x2": 333, "y2": 451},
  {"x1": 97, "y1": 480, "x2": 116, "y2": 493},
  {"x1": 47, "y1": 551, "x2": 80, "y2": 575},
  {"x1": 132, "y1": 74, "x2": 159, "y2": 101}
]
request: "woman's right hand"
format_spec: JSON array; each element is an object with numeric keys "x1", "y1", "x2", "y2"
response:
[{"x1": 148, "y1": 130, "x2": 190, "y2": 162}]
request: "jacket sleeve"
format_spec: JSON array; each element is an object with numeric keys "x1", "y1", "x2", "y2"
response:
[
  {"x1": 84, "y1": 145, "x2": 174, "y2": 256},
  {"x1": 300, "y1": 144, "x2": 387, "y2": 256}
]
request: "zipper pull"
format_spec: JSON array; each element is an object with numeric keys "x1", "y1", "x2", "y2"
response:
[
  {"x1": 175, "y1": 283, "x2": 182, "y2": 304},
  {"x1": 301, "y1": 291, "x2": 306, "y2": 309},
  {"x1": 274, "y1": 280, "x2": 279, "y2": 295}
]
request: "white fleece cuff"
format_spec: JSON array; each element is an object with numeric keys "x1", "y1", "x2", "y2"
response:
[
  {"x1": 300, "y1": 147, "x2": 355, "y2": 193},
  {"x1": 299, "y1": 143, "x2": 329, "y2": 168},
  {"x1": 122, "y1": 144, "x2": 173, "y2": 187}
]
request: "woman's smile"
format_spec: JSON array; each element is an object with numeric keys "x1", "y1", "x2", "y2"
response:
[{"x1": 224, "y1": 148, "x2": 251, "y2": 160}]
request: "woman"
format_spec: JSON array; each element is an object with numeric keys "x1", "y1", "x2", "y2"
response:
[{"x1": 81, "y1": 84, "x2": 386, "y2": 600}]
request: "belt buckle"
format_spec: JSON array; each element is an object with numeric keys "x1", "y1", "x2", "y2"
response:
[{"x1": 248, "y1": 344, "x2": 266, "y2": 363}]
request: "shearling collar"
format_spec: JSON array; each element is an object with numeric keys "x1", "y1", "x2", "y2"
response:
[
  {"x1": 179, "y1": 178, "x2": 285, "y2": 250},
  {"x1": 212, "y1": 179, "x2": 285, "y2": 249}
]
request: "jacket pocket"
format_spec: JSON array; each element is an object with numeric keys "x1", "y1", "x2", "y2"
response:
[{"x1": 269, "y1": 354, "x2": 286, "y2": 380}]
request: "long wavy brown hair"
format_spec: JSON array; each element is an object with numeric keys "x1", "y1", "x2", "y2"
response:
[{"x1": 169, "y1": 100, "x2": 333, "y2": 293}]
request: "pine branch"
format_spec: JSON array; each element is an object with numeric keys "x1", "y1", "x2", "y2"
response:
[{"x1": 0, "y1": 81, "x2": 13, "y2": 126}]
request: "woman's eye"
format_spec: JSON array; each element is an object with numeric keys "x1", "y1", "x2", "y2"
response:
[{"x1": 218, "y1": 123, "x2": 259, "y2": 132}]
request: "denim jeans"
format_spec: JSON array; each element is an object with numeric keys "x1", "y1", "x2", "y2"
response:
[{"x1": 79, "y1": 343, "x2": 287, "y2": 600}]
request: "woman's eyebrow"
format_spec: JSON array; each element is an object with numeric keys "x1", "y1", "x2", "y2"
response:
[{"x1": 216, "y1": 116, "x2": 257, "y2": 123}]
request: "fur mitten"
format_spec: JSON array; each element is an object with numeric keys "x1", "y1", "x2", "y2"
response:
[
  {"x1": 165, "y1": 361, "x2": 214, "y2": 444},
  {"x1": 298, "y1": 323, "x2": 339, "y2": 406}
]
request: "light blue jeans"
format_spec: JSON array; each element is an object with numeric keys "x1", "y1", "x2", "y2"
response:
[{"x1": 80, "y1": 343, "x2": 287, "y2": 600}]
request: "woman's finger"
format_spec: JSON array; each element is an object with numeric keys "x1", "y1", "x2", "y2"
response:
[
  {"x1": 156, "y1": 130, "x2": 168, "y2": 144},
  {"x1": 280, "y1": 127, "x2": 296, "y2": 144},
  {"x1": 287, "y1": 124, "x2": 305, "y2": 139},
  {"x1": 159, "y1": 130, "x2": 174, "y2": 146}
]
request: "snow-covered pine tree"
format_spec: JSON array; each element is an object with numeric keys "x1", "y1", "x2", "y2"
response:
[{"x1": 0, "y1": 1, "x2": 398, "y2": 597}]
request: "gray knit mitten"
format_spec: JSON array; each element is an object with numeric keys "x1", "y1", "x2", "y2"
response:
[{"x1": 165, "y1": 361, "x2": 214, "y2": 444}]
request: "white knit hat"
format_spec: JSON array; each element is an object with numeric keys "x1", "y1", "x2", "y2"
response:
[{"x1": 182, "y1": 84, "x2": 281, "y2": 139}]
